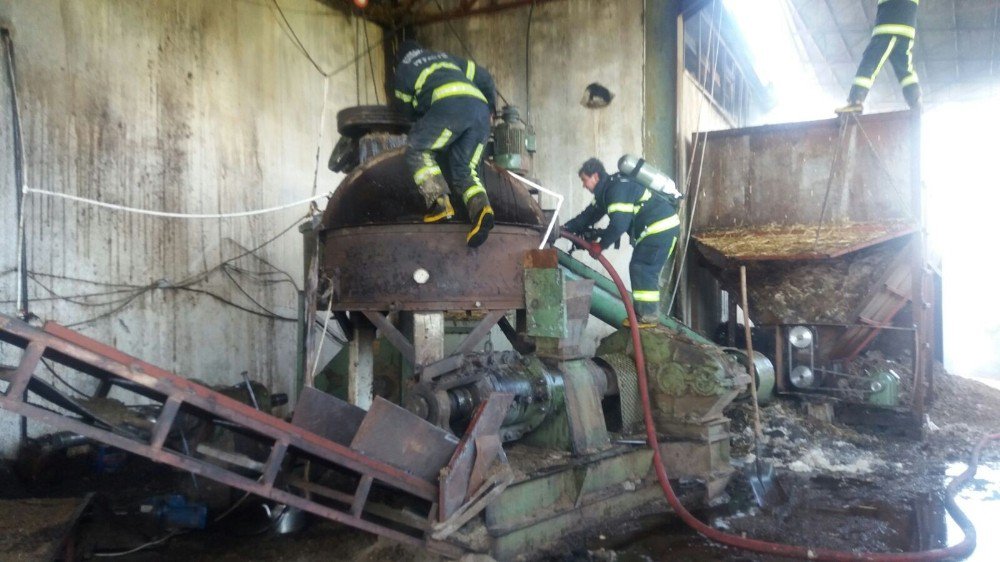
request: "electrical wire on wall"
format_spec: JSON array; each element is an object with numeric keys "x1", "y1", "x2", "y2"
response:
[
  {"x1": 10, "y1": 0, "x2": 387, "y2": 328},
  {"x1": 3, "y1": 29, "x2": 28, "y2": 320},
  {"x1": 432, "y1": 0, "x2": 511, "y2": 108},
  {"x1": 525, "y1": 0, "x2": 535, "y2": 121},
  {"x1": 361, "y1": 11, "x2": 381, "y2": 105},
  {"x1": 7, "y1": 213, "x2": 309, "y2": 330}
]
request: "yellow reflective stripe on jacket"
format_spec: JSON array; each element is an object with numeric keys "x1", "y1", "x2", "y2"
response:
[
  {"x1": 633, "y1": 290, "x2": 660, "y2": 303},
  {"x1": 394, "y1": 90, "x2": 413, "y2": 103},
  {"x1": 431, "y1": 82, "x2": 488, "y2": 105},
  {"x1": 465, "y1": 61, "x2": 476, "y2": 80},
  {"x1": 608, "y1": 202, "x2": 637, "y2": 214},
  {"x1": 609, "y1": 190, "x2": 653, "y2": 215},
  {"x1": 873, "y1": 24, "x2": 915, "y2": 39},
  {"x1": 414, "y1": 62, "x2": 462, "y2": 95},
  {"x1": 636, "y1": 214, "x2": 681, "y2": 244}
]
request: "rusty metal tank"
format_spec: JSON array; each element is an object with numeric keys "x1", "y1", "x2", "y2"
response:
[{"x1": 318, "y1": 147, "x2": 547, "y2": 312}]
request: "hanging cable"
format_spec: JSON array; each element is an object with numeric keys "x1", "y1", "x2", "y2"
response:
[
  {"x1": 92, "y1": 531, "x2": 183, "y2": 558},
  {"x1": 310, "y1": 77, "x2": 331, "y2": 203},
  {"x1": 525, "y1": 0, "x2": 535, "y2": 120},
  {"x1": 271, "y1": 0, "x2": 331, "y2": 76},
  {"x1": 64, "y1": 285, "x2": 158, "y2": 328},
  {"x1": 41, "y1": 359, "x2": 91, "y2": 398},
  {"x1": 431, "y1": 0, "x2": 511, "y2": 107},
  {"x1": 222, "y1": 267, "x2": 294, "y2": 320},
  {"x1": 3, "y1": 29, "x2": 29, "y2": 320},
  {"x1": 361, "y1": 11, "x2": 381, "y2": 105},
  {"x1": 355, "y1": 14, "x2": 362, "y2": 103}
]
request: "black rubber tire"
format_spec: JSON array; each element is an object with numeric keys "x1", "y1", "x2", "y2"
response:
[{"x1": 336, "y1": 105, "x2": 411, "y2": 138}]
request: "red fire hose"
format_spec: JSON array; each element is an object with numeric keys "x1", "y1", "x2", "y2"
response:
[{"x1": 561, "y1": 230, "x2": 996, "y2": 561}]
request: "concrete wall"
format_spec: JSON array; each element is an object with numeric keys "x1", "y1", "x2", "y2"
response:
[
  {"x1": 416, "y1": 0, "x2": 648, "y2": 352},
  {"x1": 0, "y1": 0, "x2": 382, "y2": 455}
]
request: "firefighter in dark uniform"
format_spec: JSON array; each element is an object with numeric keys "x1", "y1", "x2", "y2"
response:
[
  {"x1": 564, "y1": 158, "x2": 681, "y2": 328},
  {"x1": 393, "y1": 40, "x2": 497, "y2": 248},
  {"x1": 837, "y1": 0, "x2": 921, "y2": 113}
]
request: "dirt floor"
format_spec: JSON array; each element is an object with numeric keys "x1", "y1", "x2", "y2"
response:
[{"x1": 0, "y1": 368, "x2": 997, "y2": 561}]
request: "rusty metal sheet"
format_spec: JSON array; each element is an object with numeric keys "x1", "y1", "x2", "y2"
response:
[
  {"x1": 439, "y1": 393, "x2": 514, "y2": 520},
  {"x1": 320, "y1": 148, "x2": 545, "y2": 229},
  {"x1": 321, "y1": 224, "x2": 533, "y2": 311},
  {"x1": 291, "y1": 387, "x2": 366, "y2": 447},
  {"x1": 524, "y1": 248, "x2": 558, "y2": 269},
  {"x1": 693, "y1": 112, "x2": 918, "y2": 235},
  {"x1": 350, "y1": 396, "x2": 460, "y2": 483},
  {"x1": 829, "y1": 244, "x2": 914, "y2": 360}
]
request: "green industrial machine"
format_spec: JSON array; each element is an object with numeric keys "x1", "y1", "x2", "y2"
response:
[
  {"x1": 308, "y1": 107, "x2": 765, "y2": 558},
  {"x1": 318, "y1": 248, "x2": 756, "y2": 558}
]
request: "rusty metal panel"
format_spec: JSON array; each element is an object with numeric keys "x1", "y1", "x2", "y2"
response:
[
  {"x1": 350, "y1": 397, "x2": 460, "y2": 482},
  {"x1": 321, "y1": 224, "x2": 533, "y2": 311},
  {"x1": 693, "y1": 112, "x2": 919, "y2": 258},
  {"x1": 439, "y1": 393, "x2": 514, "y2": 520},
  {"x1": 291, "y1": 387, "x2": 366, "y2": 447},
  {"x1": 320, "y1": 149, "x2": 546, "y2": 229}
]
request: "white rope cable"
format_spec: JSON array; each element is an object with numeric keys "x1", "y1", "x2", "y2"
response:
[
  {"x1": 506, "y1": 171, "x2": 564, "y2": 250},
  {"x1": 309, "y1": 294, "x2": 335, "y2": 387},
  {"x1": 22, "y1": 186, "x2": 330, "y2": 219}
]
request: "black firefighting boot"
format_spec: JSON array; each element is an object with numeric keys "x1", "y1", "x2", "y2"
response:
[
  {"x1": 623, "y1": 300, "x2": 659, "y2": 329},
  {"x1": 835, "y1": 86, "x2": 866, "y2": 114},
  {"x1": 424, "y1": 195, "x2": 455, "y2": 223},
  {"x1": 465, "y1": 193, "x2": 494, "y2": 248},
  {"x1": 903, "y1": 84, "x2": 923, "y2": 112},
  {"x1": 420, "y1": 175, "x2": 454, "y2": 223}
]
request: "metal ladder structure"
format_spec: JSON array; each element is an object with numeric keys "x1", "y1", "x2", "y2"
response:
[{"x1": 0, "y1": 313, "x2": 512, "y2": 558}]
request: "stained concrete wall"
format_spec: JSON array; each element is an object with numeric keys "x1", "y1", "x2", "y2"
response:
[
  {"x1": 417, "y1": 0, "x2": 650, "y2": 352},
  {"x1": 0, "y1": 0, "x2": 382, "y2": 455}
]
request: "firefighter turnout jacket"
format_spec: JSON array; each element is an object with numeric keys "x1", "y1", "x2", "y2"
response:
[
  {"x1": 564, "y1": 173, "x2": 680, "y2": 251},
  {"x1": 393, "y1": 50, "x2": 497, "y2": 119}
]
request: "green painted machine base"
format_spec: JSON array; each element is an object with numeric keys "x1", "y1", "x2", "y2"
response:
[{"x1": 483, "y1": 443, "x2": 711, "y2": 560}]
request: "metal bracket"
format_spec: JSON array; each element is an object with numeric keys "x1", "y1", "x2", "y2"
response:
[{"x1": 361, "y1": 311, "x2": 416, "y2": 365}]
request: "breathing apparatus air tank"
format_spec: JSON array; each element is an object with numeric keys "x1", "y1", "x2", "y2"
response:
[{"x1": 618, "y1": 154, "x2": 681, "y2": 199}]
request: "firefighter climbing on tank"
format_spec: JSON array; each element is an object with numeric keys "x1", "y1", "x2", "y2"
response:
[
  {"x1": 564, "y1": 157, "x2": 681, "y2": 328},
  {"x1": 393, "y1": 39, "x2": 498, "y2": 248},
  {"x1": 836, "y1": 0, "x2": 922, "y2": 114}
]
